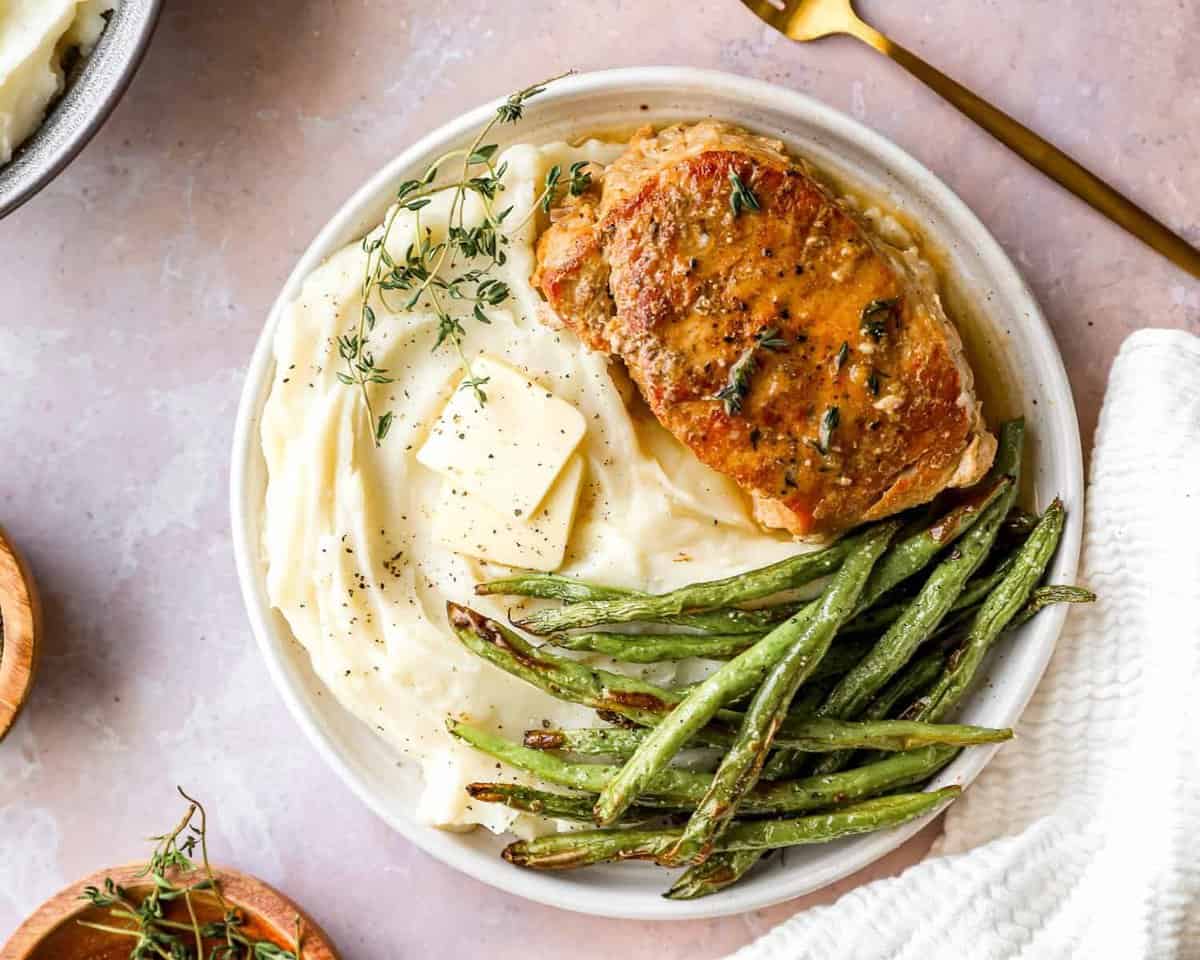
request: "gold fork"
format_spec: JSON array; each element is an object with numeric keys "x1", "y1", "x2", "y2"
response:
[{"x1": 741, "y1": 0, "x2": 1200, "y2": 280}]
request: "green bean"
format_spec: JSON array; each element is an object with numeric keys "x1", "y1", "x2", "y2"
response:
[
  {"x1": 476, "y1": 573, "x2": 639, "y2": 603},
  {"x1": 554, "y1": 629, "x2": 876, "y2": 671},
  {"x1": 819, "y1": 478, "x2": 1013, "y2": 724},
  {"x1": 526, "y1": 717, "x2": 1009, "y2": 759},
  {"x1": 593, "y1": 524, "x2": 899, "y2": 827},
  {"x1": 523, "y1": 726, "x2": 648, "y2": 756},
  {"x1": 760, "y1": 644, "x2": 946, "y2": 782},
  {"x1": 911, "y1": 499, "x2": 1067, "y2": 723},
  {"x1": 666, "y1": 849, "x2": 765, "y2": 900},
  {"x1": 447, "y1": 601, "x2": 685, "y2": 727},
  {"x1": 862, "y1": 647, "x2": 948, "y2": 723},
  {"x1": 668, "y1": 422, "x2": 1027, "y2": 895},
  {"x1": 464, "y1": 783, "x2": 661, "y2": 826},
  {"x1": 567, "y1": 557, "x2": 1022, "y2": 667},
  {"x1": 843, "y1": 647, "x2": 951, "y2": 768},
  {"x1": 449, "y1": 601, "x2": 847, "y2": 745},
  {"x1": 666, "y1": 523, "x2": 898, "y2": 862},
  {"x1": 843, "y1": 551, "x2": 1016, "y2": 638},
  {"x1": 448, "y1": 719, "x2": 959, "y2": 815},
  {"x1": 652, "y1": 605, "x2": 804, "y2": 635},
  {"x1": 476, "y1": 572, "x2": 801, "y2": 635},
  {"x1": 766, "y1": 421, "x2": 1024, "y2": 783},
  {"x1": 810, "y1": 425, "x2": 1023, "y2": 771},
  {"x1": 549, "y1": 631, "x2": 762, "y2": 663},
  {"x1": 860, "y1": 584, "x2": 1087, "y2": 728},
  {"x1": 500, "y1": 788, "x2": 960, "y2": 871},
  {"x1": 511, "y1": 540, "x2": 852, "y2": 635},
  {"x1": 1008, "y1": 584, "x2": 1095, "y2": 629}
]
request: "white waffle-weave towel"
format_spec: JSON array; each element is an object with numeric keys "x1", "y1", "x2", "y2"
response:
[{"x1": 730, "y1": 329, "x2": 1200, "y2": 960}]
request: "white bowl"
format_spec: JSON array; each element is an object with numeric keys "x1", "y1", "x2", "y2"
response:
[{"x1": 231, "y1": 67, "x2": 1083, "y2": 920}]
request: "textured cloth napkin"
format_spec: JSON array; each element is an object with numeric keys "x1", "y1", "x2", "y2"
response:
[{"x1": 731, "y1": 329, "x2": 1200, "y2": 960}]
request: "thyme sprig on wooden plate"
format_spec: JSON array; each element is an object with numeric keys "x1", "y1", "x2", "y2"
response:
[
  {"x1": 78, "y1": 788, "x2": 301, "y2": 960},
  {"x1": 338, "y1": 73, "x2": 573, "y2": 445},
  {"x1": 715, "y1": 326, "x2": 787, "y2": 415}
]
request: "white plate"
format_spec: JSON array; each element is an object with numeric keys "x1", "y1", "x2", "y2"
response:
[{"x1": 230, "y1": 67, "x2": 1083, "y2": 920}]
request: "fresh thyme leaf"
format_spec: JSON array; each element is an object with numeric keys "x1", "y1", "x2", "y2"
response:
[
  {"x1": 860, "y1": 298, "x2": 898, "y2": 341},
  {"x1": 460, "y1": 375, "x2": 490, "y2": 404},
  {"x1": 715, "y1": 346, "x2": 757, "y2": 416},
  {"x1": 757, "y1": 326, "x2": 787, "y2": 351},
  {"x1": 541, "y1": 165, "x2": 562, "y2": 213},
  {"x1": 434, "y1": 314, "x2": 467, "y2": 351},
  {"x1": 713, "y1": 326, "x2": 787, "y2": 416},
  {"x1": 339, "y1": 73, "x2": 570, "y2": 445},
  {"x1": 376, "y1": 411, "x2": 394, "y2": 443},
  {"x1": 866, "y1": 369, "x2": 880, "y2": 395},
  {"x1": 728, "y1": 170, "x2": 761, "y2": 217},
  {"x1": 817, "y1": 405, "x2": 840, "y2": 454},
  {"x1": 568, "y1": 160, "x2": 593, "y2": 196},
  {"x1": 834, "y1": 340, "x2": 850, "y2": 373},
  {"x1": 469, "y1": 144, "x2": 499, "y2": 164},
  {"x1": 537, "y1": 160, "x2": 593, "y2": 215}
]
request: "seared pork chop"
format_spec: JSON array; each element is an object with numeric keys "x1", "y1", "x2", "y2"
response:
[{"x1": 534, "y1": 122, "x2": 995, "y2": 540}]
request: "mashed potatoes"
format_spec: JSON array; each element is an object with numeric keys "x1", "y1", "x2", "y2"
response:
[
  {"x1": 0, "y1": 0, "x2": 117, "y2": 165},
  {"x1": 261, "y1": 141, "x2": 803, "y2": 833}
]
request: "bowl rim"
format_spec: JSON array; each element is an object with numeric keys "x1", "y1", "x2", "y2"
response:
[
  {"x1": 0, "y1": 0, "x2": 163, "y2": 219},
  {"x1": 230, "y1": 65, "x2": 1083, "y2": 920}
]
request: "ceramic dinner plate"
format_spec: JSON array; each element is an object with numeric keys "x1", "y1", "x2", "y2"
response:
[{"x1": 231, "y1": 67, "x2": 1083, "y2": 920}]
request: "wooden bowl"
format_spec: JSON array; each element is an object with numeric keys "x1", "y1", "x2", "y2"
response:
[
  {"x1": 0, "y1": 528, "x2": 40, "y2": 742},
  {"x1": 0, "y1": 864, "x2": 340, "y2": 960}
]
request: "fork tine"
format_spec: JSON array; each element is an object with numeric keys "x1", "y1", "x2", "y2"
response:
[{"x1": 738, "y1": 0, "x2": 797, "y2": 32}]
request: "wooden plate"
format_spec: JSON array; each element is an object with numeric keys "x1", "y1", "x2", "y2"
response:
[
  {"x1": 0, "y1": 864, "x2": 340, "y2": 960},
  {"x1": 0, "y1": 527, "x2": 39, "y2": 742}
]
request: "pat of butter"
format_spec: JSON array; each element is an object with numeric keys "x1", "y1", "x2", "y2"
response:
[
  {"x1": 416, "y1": 355, "x2": 586, "y2": 517},
  {"x1": 433, "y1": 455, "x2": 585, "y2": 570}
]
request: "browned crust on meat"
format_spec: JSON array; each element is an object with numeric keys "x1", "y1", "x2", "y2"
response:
[{"x1": 533, "y1": 123, "x2": 993, "y2": 539}]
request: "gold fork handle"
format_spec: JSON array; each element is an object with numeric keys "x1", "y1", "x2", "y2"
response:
[{"x1": 849, "y1": 22, "x2": 1200, "y2": 280}]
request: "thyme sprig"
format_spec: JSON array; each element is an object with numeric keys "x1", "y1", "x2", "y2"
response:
[
  {"x1": 339, "y1": 73, "x2": 572, "y2": 445},
  {"x1": 728, "y1": 170, "x2": 760, "y2": 217},
  {"x1": 78, "y1": 788, "x2": 301, "y2": 960},
  {"x1": 860, "y1": 297, "x2": 898, "y2": 341},
  {"x1": 817, "y1": 405, "x2": 840, "y2": 454},
  {"x1": 714, "y1": 326, "x2": 786, "y2": 416}
]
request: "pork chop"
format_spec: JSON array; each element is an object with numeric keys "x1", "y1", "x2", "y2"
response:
[{"x1": 534, "y1": 122, "x2": 995, "y2": 540}]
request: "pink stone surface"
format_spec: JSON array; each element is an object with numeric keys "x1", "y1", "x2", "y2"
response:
[{"x1": 1, "y1": 1, "x2": 1196, "y2": 955}]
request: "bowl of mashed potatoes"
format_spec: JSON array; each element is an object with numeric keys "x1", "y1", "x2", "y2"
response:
[
  {"x1": 231, "y1": 68, "x2": 1082, "y2": 919},
  {"x1": 0, "y1": 0, "x2": 160, "y2": 218}
]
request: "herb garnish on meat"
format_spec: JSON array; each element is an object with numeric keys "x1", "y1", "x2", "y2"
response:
[
  {"x1": 728, "y1": 170, "x2": 761, "y2": 217},
  {"x1": 714, "y1": 327, "x2": 786, "y2": 415},
  {"x1": 860, "y1": 298, "x2": 899, "y2": 341}
]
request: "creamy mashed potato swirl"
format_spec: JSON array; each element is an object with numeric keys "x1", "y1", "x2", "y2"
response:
[
  {"x1": 0, "y1": 0, "x2": 116, "y2": 165},
  {"x1": 261, "y1": 141, "x2": 803, "y2": 833}
]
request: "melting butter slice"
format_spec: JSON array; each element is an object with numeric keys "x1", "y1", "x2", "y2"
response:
[
  {"x1": 416, "y1": 355, "x2": 586, "y2": 517},
  {"x1": 433, "y1": 454, "x2": 585, "y2": 570}
]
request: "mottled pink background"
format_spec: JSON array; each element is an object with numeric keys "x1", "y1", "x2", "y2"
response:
[{"x1": 1, "y1": 1, "x2": 1196, "y2": 956}]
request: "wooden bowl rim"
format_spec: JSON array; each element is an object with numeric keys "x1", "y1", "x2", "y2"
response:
[
  {"x1": 0, "y1": 863, "x2": 340, "y2": 960},
  {"x1": 0, "y1": 527, "x2": 39, "y2": 742}
]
